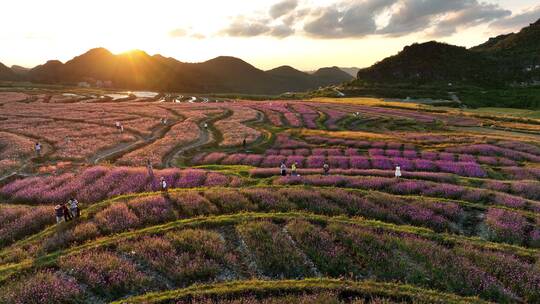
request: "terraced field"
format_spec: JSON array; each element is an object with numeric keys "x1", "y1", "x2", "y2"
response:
[{"x1": 0, "y1": 90, "x2": 539, "y2": 303}]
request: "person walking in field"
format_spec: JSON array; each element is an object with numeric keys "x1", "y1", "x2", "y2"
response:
[
  {"x1": 395, "y1": 164, "x2": 402, "y2": 178},
  {"x1": 35, "y1": 142, "x2": 42, "y2": 157},
  {"x1": 204, "y1": 122, "x2": 208, "y2": 129},
  {"x1": 280, "y1": 162, "x2": 287, "y2": 176},
  {"x1": 323, "y1": 162, "x2": 330, "y2": 176},
  {"x1": 291, "y1": 162, "x2": 298, "y2": 176},
  {"x1": 68, "y1": 198, "x2": 80, "y2": 218},
  {"x1": 61, "y1": 203, "x2": 72, "y2": 222},
  {"x1": 115, "y1": 121, "x2": 121, "y2": 130},
  {"x1": 242, "y1": 138, "x2": 247, "y2": 151},
  {"x1": 160, "y1": 177, "x2": 168, "y2": 194},
  {"x1": 54, "y1": 204, "x2": 64, "y2": 224},
  {"x1": 120, "y1": 124, "x2": 124, "y2": 133}
]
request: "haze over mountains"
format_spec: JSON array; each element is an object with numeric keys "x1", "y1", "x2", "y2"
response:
[{"x1": 0, "y1": 49, "x2": 352, "y2": 94}]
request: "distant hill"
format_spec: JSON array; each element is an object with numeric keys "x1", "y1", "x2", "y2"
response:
[
  {"x1": 10, "y1": 65, "x2": 30, "y2": 76},
  {"x1": 356, "y1": 18, "x2": 540, "y2": 87},
  {"x1": 0, "y1": 62, "x2": 17, "y2": 81},
  {"x1": 21, "y1": 48, "x2": 351, "y2": 94}
]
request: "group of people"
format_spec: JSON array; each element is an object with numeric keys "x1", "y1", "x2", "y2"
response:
[
  {"x1": 280, "y1": 162, "x2": 299, "y2": 176},
  {"x1": 54, "y1": 198, "x2": 80, "y2": 224},
  {"x1": 279, "y1": 161, "x2": 402, "y2": 178}
]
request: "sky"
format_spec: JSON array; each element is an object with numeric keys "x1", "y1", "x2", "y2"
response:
[{"x1": 1, "y1": 0, "x2": 539, "y2": 71}]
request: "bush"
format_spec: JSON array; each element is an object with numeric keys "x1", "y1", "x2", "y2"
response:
[
  {"x1": 205, "y1": 190, "x2": 256, "y2": 213},
  {"x1": 60, "y1": 251, "x2": 149, "y2": 297},
  {"x1": 94, "y1": 203, "x2": 140, "y2": 233},
  {"x1": 0, "y1": 270, "x2": 82, "y2": 304},
  {"x1": 127, "y1": 196, "x2": 176, "y2": 225},
  {"x1": 171, "y1": 191, "x2": 218, "y2": 216}
]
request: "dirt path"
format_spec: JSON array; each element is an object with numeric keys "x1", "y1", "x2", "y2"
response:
[
  {"x1": 89, "y1": 119, "x2": 180, "y2": 165},
  {"x1": 163, "y1": 110, "x2": 232, "y2": 168}
]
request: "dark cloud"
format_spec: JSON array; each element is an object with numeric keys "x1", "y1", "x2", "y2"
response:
[
  {"x1": 429, "y1": 3, "x2": 511, "y2": 37},
  {"x1": 218, "y1": 0, "x2": 519, "y2": 39},
  {"x1": 304, "y1": 0, "x2": 393, "y2": 38},
  {"x1": 222, "y1": 19, "x2": 271, "y2": 37},
  {"x1": 270, "y1": 24, "x2": 295, "y2": 37},
  {"x1": 490, "y1": 5, "x2": 540, "y2": 31},
  {"x1": 379, "y1": 0, "x2": 471, "y2": 36},
  {"x1": 221, "y1": 17, "x2": 293, "y2": 38},
  {"x1": 269, "y1": 0, "x2": 298, "y2": 19}
]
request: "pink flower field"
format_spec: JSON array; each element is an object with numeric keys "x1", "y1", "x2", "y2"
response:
[{"x1": 0, "y1": 94, "x2": 539, "y2": 303}]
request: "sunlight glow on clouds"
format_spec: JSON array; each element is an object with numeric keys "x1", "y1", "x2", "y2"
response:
[{"x1": 0, "y1": 0, "x2": 538, "y2": 70}]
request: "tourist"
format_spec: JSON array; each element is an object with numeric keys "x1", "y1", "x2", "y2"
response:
[
  {"x1": 323, "y1": 163, "x2": 330, "y2": 175},
  {"x1": 68, "y1": 198, "x2": 80, "y2": 218},
  {"x1": 280, "y1": 162, "x2": 287, "y2": 176},
  {"x1": 204, "y1": 122, "x2": 208, "y2": 129},
  {"x1": 62, "y1": 203, "x2": 72, "y2": 222},
  {"x1": 115, "y1": 121, "x2": 121, "y2": 130},
  {"x1": 160, "y1": 177, "x2": 168, "y2": 193},
  {"x1": 54, "y1": 204, "x2": 64, "y2": 224},
  {"x1": 395, "y1": 164, "x2": 402, "y2": 178},
  {"x1": 35, "y1": 142, "x2": 42, "y2": 157},
  {"x1": 242, "y1": 138, "x2": 247, "y2": 150},
  {"x1": 120, "y1": 124, "x2": 124, "y2": 133},
  {"x1": 291, "y1": 162, "x2": 298, "y2": 176}
]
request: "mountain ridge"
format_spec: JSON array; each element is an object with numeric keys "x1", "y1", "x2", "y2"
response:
[
  {"x1": 2, "y1": 49, "x2": 352, "y2": 94},
  {"x1": 356, "y1": 18, "x2": 540, "y2": 86}
]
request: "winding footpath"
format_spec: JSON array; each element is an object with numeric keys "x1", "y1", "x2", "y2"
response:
[{"x1": 164, "y1": 110, "x2": 232, "y2": 167}]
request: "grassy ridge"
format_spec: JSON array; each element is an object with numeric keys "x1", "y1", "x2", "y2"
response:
[
  {"x1": 1, "y1": 211, "x2": 537, "y2": 284},
  {"x1": 110, "y1": 278, "x2": 491, "y2": 304}
]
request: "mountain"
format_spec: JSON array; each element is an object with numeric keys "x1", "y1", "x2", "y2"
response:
[
  {"x1": 357, "y1": 41, "x2": 496, "y2": 85},
  {"x1": 10, "y1": 65, "x2": 30, "y2": 75},
  {"x1": 267, "y1": 66, "x2": 353, "y2": 92},
  {"x1": 312, "y1": 67, "x2": 354, "y2": 84},
  {"x1": 0, "y1": 62, "x2": 17, "y2": 81},
  {"x1": 23, "y1": 48, "x2": 351, "y2": 94},
  {"x1": 356, "y1": 18, "x2": 540, "y2": 86}
]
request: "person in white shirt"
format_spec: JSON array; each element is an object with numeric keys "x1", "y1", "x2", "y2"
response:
[
  {"x1": 160, "y1": 177, "x2": 168, "y2": 193},
  {"x1": 35, "y1": 142, "x2": 42, "y2": 157},
  {"x1": 68, "y1": 198, "x2": 80, "y2": 217},
  {"x1": 395, "y1": 165, "x2": 402, "y2": 178}
]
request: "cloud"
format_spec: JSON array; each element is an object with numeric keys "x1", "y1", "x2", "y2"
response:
[
  {"x1": 169, "y1": 28, "x2": 207, "y2": 39},
  {"x1": 190, "y1": 33, "x2": 206, "y2": 39},
  {"x1": 269, "y1": 0, "x2": 298, "y2": 19},
  {"x1": 218, "y1": 0, "x2": 522, "y2": 39},
  {"x1": 304, "y1": 0, "x2": 394, "y2": 38},
  {"x1": 221, "y1": 19, "x2": 294, "y2": 38},
  {"x1": 378, "y1": 0, "x2": 469, "y2": 36},
  {"x1": 269, "y1": 24, "x2": 295, "y2": 37},
  {"x1": 168, "y1": 28, "x2": 188, "y2": 37},
  {"x1": 490, "y1": 5, "x2": 540, "y2": 31},
  {"x1": 428, "y1": 3, "x2": 511, "y2": 37},
  {"x1": 222, "y1": 18, "x2": 271, "y2": 37}
]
